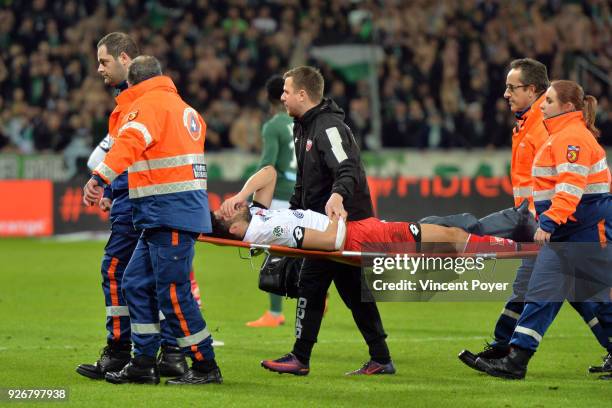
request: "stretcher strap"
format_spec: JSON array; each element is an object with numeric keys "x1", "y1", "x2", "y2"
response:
[{"x1": 197, "y1": 236, "x2": 539, "y2": 266}]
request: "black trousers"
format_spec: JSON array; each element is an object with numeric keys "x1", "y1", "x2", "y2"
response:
[{"x1": 292, "y1": 258, "x2": 390, "y2": 363}]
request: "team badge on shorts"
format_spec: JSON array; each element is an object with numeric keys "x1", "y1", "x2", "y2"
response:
[
  {"x1": 183, "y1": 107, "x2": 202, "y2": 141},
  {"x1": 566, "y1": 145, "x2": 580, "y2": 163},
  {"x1": 306, "y1": 139, "x2": 313, "y2": 152},
  {"x1": 126, "y1": 111, "x2": 138, "y2": 121}
]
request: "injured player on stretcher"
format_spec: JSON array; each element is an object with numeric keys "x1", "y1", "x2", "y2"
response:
[{"x1": 209, "y1": 166, "x2": 537, "y2": 255}]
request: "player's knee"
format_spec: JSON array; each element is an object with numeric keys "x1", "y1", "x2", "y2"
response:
[{"x1": 447, "y1": 227, "x2": 467, "y2": 242}]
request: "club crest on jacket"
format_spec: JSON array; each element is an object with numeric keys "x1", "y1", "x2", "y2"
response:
[
  {"x1": 566, "y1": 145, "x2": 580, "y2": 163},
  {"x1": 306, "y1": 139, "x2": 313, "y2": 152}
]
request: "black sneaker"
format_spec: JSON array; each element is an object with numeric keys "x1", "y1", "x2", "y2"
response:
[
  {"x1": 345, "y1": 360, "x2": 396, "y2": 375},
  {"x1": 166, "y1": 367, "x2": 223, "y2": 385},
  {"x1": 105, "y1": 357, "x2": 160, "y2": 385},
  {"x1": 157, "y1": 345, "x2": 188, "y2": 377},
  {"x1": 458, "y1": 343, "x2": 509, "y2": 372},
  {"x1": 261, "y1": 353, "x2": 310, "y2": 376},
  {"x1": 588, "y1": 352, "x2": 612, "y2": 374},
  {"x1": 475, "y1": 347, "x2": 533, "y2": 380},
  {"x1": 76, "y1": 343, "x2": 131, "y2": 380}
]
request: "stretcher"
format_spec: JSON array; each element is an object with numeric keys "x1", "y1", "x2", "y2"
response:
[{"x1": 198, "y1": 236, "x2": 539, "y2": 266}]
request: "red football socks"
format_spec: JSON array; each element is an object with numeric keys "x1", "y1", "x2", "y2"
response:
[{"x1": 464, "y1": 234, "x2": 518, "y2": 253}]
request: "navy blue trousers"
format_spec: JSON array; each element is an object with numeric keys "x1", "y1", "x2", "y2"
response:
[
  {"x1": 122, "y1": 229, "x2": 214, "y2": 361},
  {"x1": 490, "y1": 257, "x2": 610, "y2": 351},
  {"x1": 101, "y1": 222, "x2": 176, "y2": 346},
  {"x1": 508, "y1": 243, "x2": 612, "y2": 352}
]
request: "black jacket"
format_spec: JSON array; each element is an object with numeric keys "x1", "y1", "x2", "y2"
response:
[{"x1": 289, "y1": 98, "x2": 373, "y2": 221}]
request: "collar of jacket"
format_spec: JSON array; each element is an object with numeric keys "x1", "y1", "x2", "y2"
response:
[
  {"x1": 112, "y1": 81, "x2": 128, "y2": 97},
  {"x1": 512, "y1": 95, "x2": 545, "y2": 144},
  {"x1": 115, "y1": 82, "x2": 138, "y2": 106},
  {"x1": 543, "y1": 110, "x2": 584, "y2": 134},
  {"x1": 514, "y1": 106, "x2": 529, "y2": 120},
  {"x1": 516, "y1": 93, "x2": 545, "y2": 122},
  {"x1": 116, "y1": 80, "x2": 128, "y2": 92},
  {"x1": 116, "y1": 76, "x2": 177, "y2": 104},
  {"x1": 297, "y1": 98, "x2": 343, "y2": 126},
  {"x1": 298, "y1": 99, "x2": 326, "y2": 126}
]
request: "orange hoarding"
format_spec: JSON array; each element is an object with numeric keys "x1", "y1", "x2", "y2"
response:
[{"x1": 0, "y1": 180, "x2": 53, "y2": 236}]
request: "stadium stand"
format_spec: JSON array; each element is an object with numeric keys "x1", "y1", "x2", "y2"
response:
[{"x1": 0, "y1": 0, "x2": 609, "y2": 155}]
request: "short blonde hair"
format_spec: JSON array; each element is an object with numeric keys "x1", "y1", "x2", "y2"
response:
[{"x1": 283, "y1": 66, "x2": 324, "y2": 103}]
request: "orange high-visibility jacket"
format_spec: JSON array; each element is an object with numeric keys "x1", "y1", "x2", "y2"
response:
[
  {"x1": 511, "y1": 94, "x2": 549, "y2": 210},
  {"x1": 101, "y1": 84, "x2": 141, "y2": 222},
  {"x1": 109, "y1": 86, "x2": 139, "y2": 138},
  {"x1": 93, "y1": 76, "x2": 211, "y2": 233},
  {"x1": 533, "y1": 110, "x2": 610, "y2": 237}
]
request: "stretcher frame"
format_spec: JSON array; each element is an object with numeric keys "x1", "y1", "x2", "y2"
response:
[{"x1": 198, "y1": 236, "x2": 539, "y2": 266}]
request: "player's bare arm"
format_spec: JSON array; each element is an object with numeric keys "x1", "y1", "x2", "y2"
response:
[
  {"x1": 220, "y1": 166, "x2": 277, "y2": 217},
  {"x1": 301, "y1": 215, "x2": 344, "y2": 251}
]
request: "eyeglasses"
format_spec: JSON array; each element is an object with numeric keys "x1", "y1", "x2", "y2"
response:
[{"x1": 505, "y1": 84, "x2": 531, "y2": 93}]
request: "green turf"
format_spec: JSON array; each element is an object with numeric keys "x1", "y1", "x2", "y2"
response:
[{"x1": 0, "y1": 239, "x2": 610, "y2": 407}]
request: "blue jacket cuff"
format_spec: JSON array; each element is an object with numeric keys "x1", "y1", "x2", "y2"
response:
[
  {"x1": 103, "y1": 185, "x2": 112, "y2": 199},
  {"x1": 92, "y1": 174, "x2": 107, "y2": 188},
  {"x1": 539, "y1": 213, "x2": 558, "y2": 234}
]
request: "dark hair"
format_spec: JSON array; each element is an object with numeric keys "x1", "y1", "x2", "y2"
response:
[
  {"x1": 207, "y1": 211, "x2": 236, "y2": 239},
  {"x1": 509, "y1": 58, "x2": 549, "y2": 94},
  {"x1": 550, "y1": 80, "x2": 600, "y2": 138},
  {"x1": 97, "y1": 32, "x2": 139, "y2": 59},
  {"x1": 265, "y1": 75, "x2": 285, "y2": 105},
  {"x1": 206, "y1": 209, "x2": 253, "y2": 240},
  {"x1": 127, "y1": 55, "x2": 162, "y2": 85},
  {"x1": 283, "y1": 66, "x2": 324, "y2": 103}
]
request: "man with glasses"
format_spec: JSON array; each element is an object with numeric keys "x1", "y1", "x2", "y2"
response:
[{"x1": 458, "y1": 58, "x2": 611, "y2": 375}]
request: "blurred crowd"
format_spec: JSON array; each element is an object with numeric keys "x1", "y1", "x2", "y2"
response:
[{"x1": 0, "y1": 0, "x2": 610, "y2": 155}]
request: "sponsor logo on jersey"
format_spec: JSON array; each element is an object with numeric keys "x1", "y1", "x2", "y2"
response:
[
  {"x1": 272, "y1": 225, "x2": 285, "y2": 237},
  {"x1": 409, "y1": 223, "x2": 421, "y2": 241},
  {"x1": 567, "y1": 145, "x2": 580, "y2": 163},
  {"x1": 99, "y1": 134, "x2": 113, "y2": 151},
  {"x1": 292, "y1": 226, "x2": 305, "y2": 248},
  {"x1": 292, "y1": 210, "x2": 304, "y2": 219}
]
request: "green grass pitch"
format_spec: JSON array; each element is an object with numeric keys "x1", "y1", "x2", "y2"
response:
[{"x1": 0, "y1": 238, "x2": 610, "y2": 407}]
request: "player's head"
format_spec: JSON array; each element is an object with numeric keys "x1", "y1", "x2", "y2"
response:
[
  {"x1": 540, "y1": 80, "x2": 600, "y2": 137},
  {"x1": 97, "y1": 32, "x2": 139, "y2": 86},
  {"x1": 208, "y1": 205, "x2": 252, "y2": 240},
  {"x1": 504, "y1": 58, "x2": 549, "y2": 113},
  {"x1": 265, "y1": 75, "x2": 285, "y2": 107},
  {"x1": 127, "y1": 55, "x2": 162, "y2": 86},
  {"x1": 282, "y1": 66, "x2": 324, "y2": 118}
]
